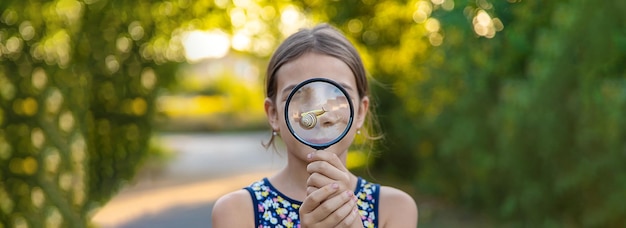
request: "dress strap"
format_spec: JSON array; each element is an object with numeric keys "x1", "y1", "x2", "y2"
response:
[{"x1": 354, "y1": 177, "x2": 380, "y2": 228}]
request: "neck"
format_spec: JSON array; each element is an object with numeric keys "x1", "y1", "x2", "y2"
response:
[
  {"x1": 270, "y1": 154, "x2": 312, "y2": 202},
  {"x1": 269, "y1": 149, "x2": 351, "y2": 202}
]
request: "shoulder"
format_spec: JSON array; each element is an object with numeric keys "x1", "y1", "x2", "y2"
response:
[
  {"x1": 211, "y1": 189, "x2": 255, "y2": 228},
  {"x1": 378, "y1": 186, "x2": 418, "y2": 228}
]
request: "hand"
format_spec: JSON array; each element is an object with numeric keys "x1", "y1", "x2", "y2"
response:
[
  {"x1": 299, "y1": 183, "x2": 361, "y2": 227},
  {"x1": 299, "y1": 151, "x2": 362, "y2": 227},
  {"x1": 305, "y1": 151, "x2": 352, "y2": 195}
]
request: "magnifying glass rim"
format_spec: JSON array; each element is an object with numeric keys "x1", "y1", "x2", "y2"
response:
[{"x1": 284, "y1": 77, "x2": 355, "y2": 150}]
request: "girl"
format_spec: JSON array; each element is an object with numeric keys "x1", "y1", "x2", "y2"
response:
[{"x1": 212, "y1": 24, "x2": 418, "y2": 228}]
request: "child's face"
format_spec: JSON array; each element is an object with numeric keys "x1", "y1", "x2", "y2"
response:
[{"x1": 266, "y1": 52, "x2": 368, "y2": 158}]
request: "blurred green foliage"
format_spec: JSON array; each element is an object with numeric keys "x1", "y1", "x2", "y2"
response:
[
  {"x1": 2, "y1": 0, "x2": 625, "y2": 227},
  {"x1": 316, "y1": 0, "x2": 626, "y2": 226},
  {"x1": 0, "y1": 0, "x2": 285, "y2": 226},
  {"x1": 156, "y1": 54, "x2": 267, "y2": 132},
  {"x1": 298, "y1": 0, "x2": 626, "y2": 226},
  {"x1": 0, "y1": 0, "x2": 178, "y2": 226}
]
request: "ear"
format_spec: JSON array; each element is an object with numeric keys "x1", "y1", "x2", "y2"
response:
[
  {"x1": 264, "y1": 98, "x2": 280, "y2": 131},
  {"x1": 355, "y1": 96, "x2": 369, "y2": 129}
]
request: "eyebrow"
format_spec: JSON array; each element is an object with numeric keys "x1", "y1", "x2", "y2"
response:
[
  {"x1": 281, "y1": 82, "x2": 355, "y2": 95},
  {"x1": 281, "y1": 84, "x2": 296, "y2": 96},
  {"x1": 339, "y1": 83, "x2": 354, "y2": 92}
]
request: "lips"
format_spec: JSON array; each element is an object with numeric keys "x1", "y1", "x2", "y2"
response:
[{"x1": 305, "y1": 138, "x2": 334, "y2": 144}]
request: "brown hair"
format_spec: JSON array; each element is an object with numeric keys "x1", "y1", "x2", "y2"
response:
[{"x1": 263, "y1": 23, "x2": 380, "y2": 149}]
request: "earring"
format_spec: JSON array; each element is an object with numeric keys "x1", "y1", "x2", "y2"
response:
[
  {"x1": 272, "y1": 131, "x2": 278, "y2": 136},
  {"x1": 357, "y1": 129, "x2": 361, "y2": 135}
]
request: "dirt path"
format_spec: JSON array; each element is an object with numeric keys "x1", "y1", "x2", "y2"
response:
[{"x1": 92, "y1": 132, "x2": 285, "y2": 227}]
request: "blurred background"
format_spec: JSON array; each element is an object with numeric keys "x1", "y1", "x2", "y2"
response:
[{"x1": 1, "y1": 0, "x2": 625, "y2": 227}]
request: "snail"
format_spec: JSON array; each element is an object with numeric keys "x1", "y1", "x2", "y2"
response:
[{"x1": 299, "y1": 107, "x2": 326, "y2": 129}]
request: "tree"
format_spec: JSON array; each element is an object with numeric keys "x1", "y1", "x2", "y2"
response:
[
  {"x1": 299, "y1": 0, "x2": 626, "y2": 226},
  {"x1": 2, "y1": 0, "x2": 624, "y2": 226},
  {"x1": 0, "y1": 0, "x2": 175, "y2": 226},
  {"x1": 0, "y1": 0, "x2": 298, "y2": 226},
  {"x1": 315, "y1": 0, "x2": 626, "y2": 226}
]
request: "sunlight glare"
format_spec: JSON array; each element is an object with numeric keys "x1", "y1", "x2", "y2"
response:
[
  {"x1": 280, "y1": 5, "x2": 307, "y2": 37},
  {"x1": 230, "y1": 8, "x2": 246, "y2": 27},
  {"x1": 472, "y1": 10, "x2": 497, "y2": 38},
  {"x1": 183, "y1": 30, "x2": 230, "y2": 62},
  {"x1": 281, "y1": 7, "x2": 299, "y2": 25},
  {"x1": 431, "y1": 0, "x2": 444, "y2": 5},
  {"x1": 425, "y1": 18, "x2": 440, "y2": 33},
  {"x1": 412, "y1": 1, "x2": 432, "y2": 23},
  {"x1": 232, "y1": 32, "x2": 251, "y2": 51}
]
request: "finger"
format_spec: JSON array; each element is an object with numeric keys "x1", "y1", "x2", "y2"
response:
[
  {"x1": 300, "y1": 183, "x2": 339, "y2": 213},
  {"x1": 307, "y1": 161, "x2": 349, "y2": 183},
  {"x1": 307, "y1": 172, "x2": 336, "y2": 189},
  {"x1": 336, "y1": 206, "x2": 360, "y2": 228},
  {"x1": 306, "y1": 186, "x2": 319, "y2": 196},
  {"x1": 323, "y1": 194, "x2": 358, "y2": 227},
  {"x1": 311, "y1": 190, "x2": 356, "y2": 227},
  {"x1": 307, "y1": 150, "x2": 349, "y2": 172}
]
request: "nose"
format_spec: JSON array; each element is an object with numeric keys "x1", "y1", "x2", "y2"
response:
[{"x1": 317, "y1": 110, "x2": 339, "y2": 128}]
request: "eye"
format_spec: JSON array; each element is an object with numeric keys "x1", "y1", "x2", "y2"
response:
[
  {"x1": 333, "y1": 87, "x2": 342, "y2": 95},
  {"x1": 294, "y1": 89, "x2": 303, "y2": 96}
]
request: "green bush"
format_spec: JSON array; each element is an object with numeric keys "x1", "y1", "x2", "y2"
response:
[
  {"x1": 295, "y1": 0, "x2": 626, "y2": 226},
  {"x1": 358, "y1": 0, "x2": 626, "y2": 226},
  {"x1": 2, "y1": 0, "x2": 625, "y2": 227},
  {"x1": 0, "y1": 0, "x2": 177, "y2": 226}
]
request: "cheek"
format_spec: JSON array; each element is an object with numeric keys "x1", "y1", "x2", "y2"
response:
[
  {"x1": 336, "y1": 126, "x2": 358, "y2": 145},
  {"x1": 355, "y1": 101, "x2": 368, "y2": 127},
  {"x1": 277, "y1": 108, "x2": 288, "y2": 130},
  {"x1": 276, "y1": 103, "x2": 295, "y2": 138},
  {"x1": 342, "y1": 123, "x2": 359, "y2": 145}
]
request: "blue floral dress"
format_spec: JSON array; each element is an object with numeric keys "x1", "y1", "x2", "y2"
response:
[{"x1": 244, "y1": 177, "x2": 379, "y2": 228}]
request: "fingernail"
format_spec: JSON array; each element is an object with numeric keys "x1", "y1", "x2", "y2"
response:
[
  {"x1": 332, "y1": 183, "x2": 339, "y2": 189},
  {"x1": 307, "y1": 153, "x2": 313, "y2": 160},
  {"x1": 345, "y1": 190, "x2": 352, "y2": 197}
]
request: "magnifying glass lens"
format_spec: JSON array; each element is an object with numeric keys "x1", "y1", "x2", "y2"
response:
[{"x1": 285, "y1": 78, "x2": 354, "y2": 150}]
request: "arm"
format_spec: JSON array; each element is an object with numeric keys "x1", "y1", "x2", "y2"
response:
[
  {"x1": 211, "y1": 189, "x2": 255, "y2": 228},
  {"x1": 378, "y1": 186, "x2": 418, "y2": 228}
]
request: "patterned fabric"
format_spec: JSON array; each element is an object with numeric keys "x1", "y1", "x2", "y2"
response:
[{"x1": 245, "y1": 177, "x2": 379, "y2": 228}]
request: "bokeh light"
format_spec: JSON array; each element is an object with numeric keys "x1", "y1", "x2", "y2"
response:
[
  {"x1": 1, "y1": 0, "x2": 624, "y2": 227},
  {"x1": 182, "y1": 30, "x2": 230, "y2": 62}
]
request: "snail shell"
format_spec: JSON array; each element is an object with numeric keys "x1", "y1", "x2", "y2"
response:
[
  {"x1": 299, "y1": 107, "x2": 326, "y2": 129},
  {"x1": 299, "y1": 112, "x2": 317, "y2": 129}
]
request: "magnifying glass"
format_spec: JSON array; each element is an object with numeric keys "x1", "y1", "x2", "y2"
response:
[{"x1": 284, "y1": 78, "x2": 354, "y2": 150}]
